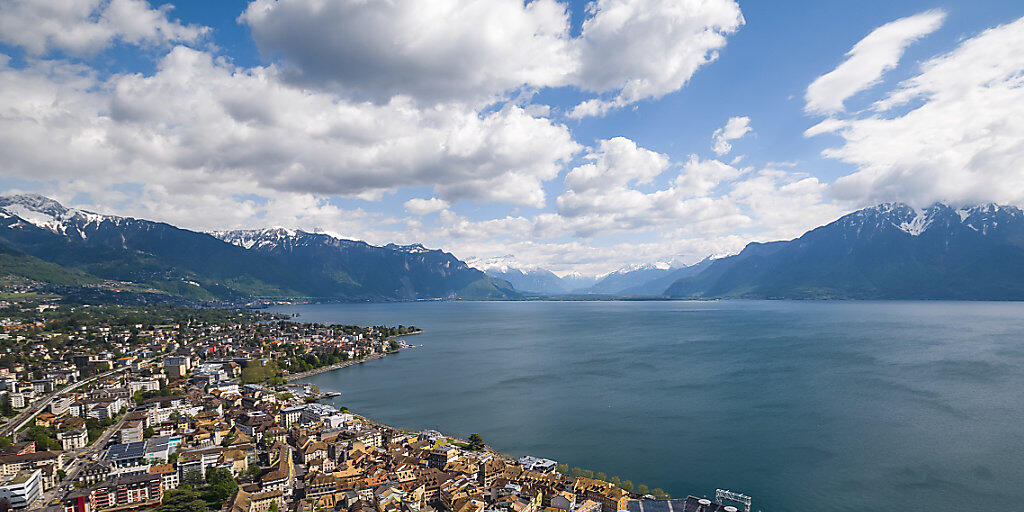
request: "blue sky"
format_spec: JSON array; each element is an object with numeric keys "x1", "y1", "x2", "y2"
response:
[{"x1": 1, "y1": 0, "x2": 1022, "y2": 275}]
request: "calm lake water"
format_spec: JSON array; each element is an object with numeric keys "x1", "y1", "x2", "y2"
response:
[{"x1": 269, "y1": 300, "x2": 1024, "y2": 512}]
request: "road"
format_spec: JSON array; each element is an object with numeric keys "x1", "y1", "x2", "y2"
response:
[
  {"x1": 2, "y1": 355, "x2": 161, "y2": 438},
  {"x1": 36, "y1": 411, "x2": 131, "y2": 510}
]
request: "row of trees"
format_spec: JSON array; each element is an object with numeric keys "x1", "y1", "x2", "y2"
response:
[
  {"x1": 555, "y1": 464, "x2": 671, "y2": 499},
  {"x1": 240, "y1": 360, "x2": 285, "y2": 385},
  {"x1": 157, "y1": 467, "x2": 238, "y2": 512}
]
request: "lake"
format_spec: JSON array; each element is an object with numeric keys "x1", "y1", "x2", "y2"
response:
[{"x1": 268, "y1": 300, "x2": 1024, "y2": 512}]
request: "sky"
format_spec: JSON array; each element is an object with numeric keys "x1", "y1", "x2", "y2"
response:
[{"x1": 0, "y1": 0, "x2": 1023, "y2": 276}]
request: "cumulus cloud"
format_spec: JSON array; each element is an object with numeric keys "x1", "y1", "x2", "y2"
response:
[
  {"x1": 711, "y1": 116, "x2": 751, "y2": 155},
  {"x1": 568, "y1": 0, "x2": 744, "y2": 118},
  {"x1": 814, "y1": 16, "x2": 1024, "y2": 207},
  {"x1": 805, "y1": 9, "x2": 945, "y2": 115},
  {"x1": 404, "y1": 198, "x2": 450, "y2": 216},
  {"x1": 0, "y1": 46, "x2": 579, "y2": 209},
  {"x1": 240, "y1": 0, "x2": 576, "y2": 103},
  {"x1": 0, "y1": 0, "x2": 208, "y2": 56},
  {"x1": 549, "y1": 138, "x2": 838, "y2": 244},
  {"x1": 241, "y1": 0, "x2": 743, "y2": 115}
]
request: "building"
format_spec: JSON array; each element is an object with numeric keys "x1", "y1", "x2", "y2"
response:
[
  {"x1": 127, "y1": 380, "x2": 160, "y2": 394},
  {"x1": 57, "y1": 429, "x2": 89, "y2": 451},
  {"x1": 148, "y1": 463, "x2": 179, "y2": 490},
  {"x1": 9, "y1": 394, "x2": 29, "y2": 409},
  {"x1": 119, "y1": 421, "x2": 144, "y2": 444},
  {"x1": 429, "y1": 445, "x2": 459, "y2": 468},
  {"x1": 78, "y1": 462, "x2": 110, "y2": 486},
  {"x1": 0, "y1": 469, "x2": 41, "y2": 509},
  {"x1": 163, "y1": 357, "x2": 190, "y2": 379},
  {"x1": 50, "y1": 397, "x2": 74, "y2": 416},
  {"x1": 281, "y1": 406, "x2": 304, "y2": 427},
  {"x1": 62, "y1": 473, "x2": 163, "y2": 512},
  {"x1": 104, "y1": 442, "x2": 147, "y2": 468}
]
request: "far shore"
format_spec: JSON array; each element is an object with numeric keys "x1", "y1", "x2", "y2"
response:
[{"x1": 287, "y1": 331, "x2": 423, "y2": 381}]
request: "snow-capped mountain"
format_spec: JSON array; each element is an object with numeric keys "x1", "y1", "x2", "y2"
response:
[
  {"x1": 0, "y1": 194, "x2": 128, "y2": 240},
  {"x1": 666, "y1": 202, "x2": 1024, "y2": 299},
  {"x1": 582, "y1": 261, "x2": 678, "y2": 294},
  {"x1": 557, "y1": 271, "x2": 600, "y2": 292},
  {"x1": 0, "y1": 195, "x2": 516, "y2": 301},
  {"x1": 210, "y1": 227, "x2": 504, "y2": 300},
  {"x1": 469, "y1": 255, "x2": 568, "y2": 295}
]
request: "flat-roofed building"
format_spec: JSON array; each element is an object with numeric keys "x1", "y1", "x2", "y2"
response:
[
  {"x1": 0, "y1": 469, "x2": 41, "y2": 509},
  {"x1": 57, "y1": 429, "x2": 88, "y2": 451}
]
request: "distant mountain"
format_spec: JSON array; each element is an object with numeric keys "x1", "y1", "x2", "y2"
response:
[
  {"x1": 558, "y1": 271, "x2": 600, "y2": 292},
  {"x1": 0, "y1": 195, "x2": 516, "y2": 302},
  {"x1": 617, "y1": 258, "x2": 714, "y2": 295},
  {"x1": 582, "y1": 262, "x2": 676, "y2": 294},
  {"x1": 214, "y1": 228, "x2": 514, "y2": 300},
  {"x1": 666, "y1": 203, "x2": 1024, "y2": 299},
  {"x1": 469, "y1": 256, "x2": 568, "y2": 295}
]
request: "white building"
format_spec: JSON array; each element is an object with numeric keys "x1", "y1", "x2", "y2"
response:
[
  {"x1": 57, "y1": 429, "x2": 89, "y2": 451},
  {"x1": 9, "y1": 394, "x2": 29, "y2": 409},
  {"x1": 128, "y1": 380, "x2": 161, "y2": 394},
  {"x1": 0, "y1": 470, "x2": 41, "y2": 509},
  {"x1": 49, "y1": 397, "x2": 74, "y2": 416}
]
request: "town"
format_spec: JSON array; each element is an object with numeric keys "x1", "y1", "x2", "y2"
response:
[{"x1": 0, "y1": 296, "x2": 751, "y2": 512}]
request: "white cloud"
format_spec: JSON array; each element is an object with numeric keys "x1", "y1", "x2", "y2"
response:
[
  {"x1": 0, "y1": 46, "x2": 579, "y2": 210},
  {"x1": 0, "y1": 0, "x2": 208, "y2": 56},
  {"x1": 805, "y1": 9, "x2": 945, "y2": 115},
  {"x1": 241, "y1": 0, "x2": 743, "y2": 115},
  {"x1": 711, "y1": 115, "x2": 751, "y2": 155},
  {"x1": 815, "y1": 16, "x2": 1024, "y2": 207},
  {"x1": 568, "y1": 0, "x2": 744, "y2": 118},
  {"x1": 240, "y1": 0, "x2": 576, "y2": 103},
  {"x1": 404, "y1": 198, "x2": 450, "y2": 216}
]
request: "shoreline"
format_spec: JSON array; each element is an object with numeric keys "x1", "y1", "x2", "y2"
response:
[{"x1": 287, "y1": 340, "x2": 422, "y2": 381}]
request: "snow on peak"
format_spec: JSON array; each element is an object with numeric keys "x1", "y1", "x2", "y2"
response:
[
  {"x1": 468, "y1": 255, "x2": 541, "y2": 273},
  {"x1": 897, "y1": 208, "x2": 933, "y2": 236},
  {"x1": 386, "y1": 243, "x2": 431, "y2": 253},
  {"x1": 211, "y1": 228, "x2": 303, "y2": 249},
  {"x1": 612, "y1": 261, "x2": 671, "y2": 274},
  {"x1": 0, "y1": 193, "x2": 116, "y2": 236}
]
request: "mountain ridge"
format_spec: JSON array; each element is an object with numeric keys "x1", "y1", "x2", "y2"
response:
[
  {"x1": 0, "y1": 195, "x2": 516, "y2": 302},
  {"x1": 665, "y1": 202, "x2": 1024, "y2": 299}
]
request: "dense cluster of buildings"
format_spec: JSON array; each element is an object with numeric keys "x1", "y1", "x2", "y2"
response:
[{"x1": 0, "y1": 302, "x2": 749, "y2": 512}]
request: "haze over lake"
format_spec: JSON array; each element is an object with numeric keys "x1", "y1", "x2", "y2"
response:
[{"x1": 271, "y1": 300, "x2": 1024, "y2": 512}]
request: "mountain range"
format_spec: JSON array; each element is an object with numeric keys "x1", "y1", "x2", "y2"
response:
[
  {"x1": 0, "y1": 195, "x2": 516, "y2": 302},
  {"x1": 3, "y1": 195, "x2": 1024, "y2": 302},
  {"x1": 666, "y1": 203, "x2": 1024, "y2": 299}
]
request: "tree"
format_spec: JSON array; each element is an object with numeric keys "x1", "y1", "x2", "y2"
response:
[
  {"x1": 0, "y1": 437, "x2": 11, "y2": 449},
  {"x1": 610, "y1": 476, "x2": 621, "y2": 486},
  {"x1": 581, "y1": 469, "x2": 594, "y2": 479},
  {"x1": 201, "y1": 467, "x2": 237, "y2": 509},
  {"x1": 556, "y1": 464, "x2": 569, "y2": 474},
  {"x1": 596, "y1": 472, "x2": 607, "y2": 482},
  {"x1": 269, "y1": 503, "x2": 278, "y2": 512},
  {"x1": 652, "y1": 489, "x2": 669, "y2": 499},
  {"x1": 467, "y1": 433, "x2": 485, "y2": 451},
  {"x1": 157, "y1": 488, "x2": 209, "y2": 512},
  {"x1": 637, "y1": 485, "x2": 650, "y2": 495},
  {"x1": 181, "y1": 469, "x2": 205, "y2": 487},
  {"x1": 621, "y1": 481, "x2": 634, "y2": 492},
  {"x1": 57, "y1": 470, "x2": 67, "y2": 480},
  {"x1": 144, "y1": 427, "x2": 156, "y2": 438},
  {"x1": 0, "y1": 395, "x2": 12, "y2": 417}
]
